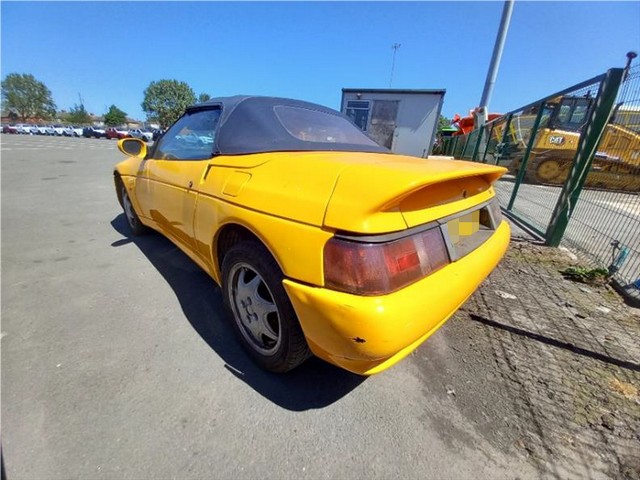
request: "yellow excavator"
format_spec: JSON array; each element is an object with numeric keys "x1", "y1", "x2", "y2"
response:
[{"x1": 494, "y1": 95, "x2": 640, "y2": 192}]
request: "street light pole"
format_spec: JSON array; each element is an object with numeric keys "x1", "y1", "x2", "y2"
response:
[
  {"x1": 390, "y1": 43, "x2": 401, "y2": 88},
  {"x1": 477, "y1": 0, "x2": 514, "y2": 127}
]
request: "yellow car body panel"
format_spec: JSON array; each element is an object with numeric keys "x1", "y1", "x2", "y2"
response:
[
  {"x1": 192, "y1": 193, "x2": 334, "y2": 286},
  {"x1": 197, "y1": 153, "x2": 350, "y2": 227},
  {"x1": 137, "y1": 160, "x2": 206, "y2": 251},
  {"x1": 283, "y1": 221, "x2": 510, "y2": 375},
  {"x1": 324, "y1": 155, "x2": 504, "y2": 232}
]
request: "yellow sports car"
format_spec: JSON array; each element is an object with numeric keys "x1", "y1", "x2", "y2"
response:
[{"x1": 114, "y1": 96, "x2": 510, "y2": 375}]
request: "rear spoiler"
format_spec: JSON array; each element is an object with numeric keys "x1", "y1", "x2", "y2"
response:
[{"x1": 323, "y1": 158, "x2": 506, "y2": 233}]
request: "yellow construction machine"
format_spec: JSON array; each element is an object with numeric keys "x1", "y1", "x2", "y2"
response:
[{"x1": 495, "y1": 96, "x2": 640, "y2": 192}]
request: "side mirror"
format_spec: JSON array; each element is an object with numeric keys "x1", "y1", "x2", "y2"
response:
[{"x1": 118, "y1": 138, "x2": 147, "y2": 158}]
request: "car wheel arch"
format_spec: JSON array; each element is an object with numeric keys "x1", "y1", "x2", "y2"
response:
[
  {"x1": 214, "y1": 223, "x2": 286, "y2": 283},
  {"x1": 114, "y1": 172, "x2": 125, "y2": 208},
  {"x1": 113, "y1": 172, "x2": 137, "y2": 209}
]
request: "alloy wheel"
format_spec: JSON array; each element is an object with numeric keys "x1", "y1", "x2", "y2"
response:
[{"x1": 228, "y1": 262, "x2": 282, "y2": 355}]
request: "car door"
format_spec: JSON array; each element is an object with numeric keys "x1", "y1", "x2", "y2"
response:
[{"x1": 135, "y1": 107, "x2": 222, "y2": 252}]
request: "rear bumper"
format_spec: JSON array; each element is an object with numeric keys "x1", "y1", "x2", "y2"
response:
[{"x1": 283, "y1": 220, "x2": 510, "y2": 375}]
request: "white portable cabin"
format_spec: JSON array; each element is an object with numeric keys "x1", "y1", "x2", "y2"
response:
[{"x1": 341, "y1": 88, "x2": 445, "y2": 158}]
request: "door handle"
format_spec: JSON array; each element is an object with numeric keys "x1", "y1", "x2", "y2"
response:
[
  {"x1": 203, "y1": 164, "x2": 214, "y2": 181},
  {"x1": 188, "y1": 180, "x2": 193, "y2": 189}
]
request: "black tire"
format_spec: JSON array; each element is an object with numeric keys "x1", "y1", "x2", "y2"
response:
[
  {"x1": 119, "y1": 180, "x2": 148, "y2": 236},
  {"x1": 221, "y1": 241, "x2": 311, "y2": 373}
]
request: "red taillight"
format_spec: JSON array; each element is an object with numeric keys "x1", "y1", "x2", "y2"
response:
[{"x1": 323, "y1": 227, "x2": 450, "y2": 295}]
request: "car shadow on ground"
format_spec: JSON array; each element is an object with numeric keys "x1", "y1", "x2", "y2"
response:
[{"x1": 111, "y1": 214, "x2": 366, "y2": 411}]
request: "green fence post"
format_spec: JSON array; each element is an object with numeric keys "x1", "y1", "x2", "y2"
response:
[
  {"x1": 507, "y1": 101, "x2": 546, "y2": 210},
  {"x1": 545, "y1": 68, "x2": 625, "y2": 247},
  {"x1": 498, "y1": 113, "x2": 513, "y2": 166},
  {"x1": 448, "y1": 136, "x2": 457, "y2": 156},
  {"x1": 471, "y1": 126, "x2": 485, "y2": 162},
  {"x1": 460, "y1": 134, "x2": 472, "y2": 159},
  {"x1": 482, "y1": 122, "x2": 495, "y2": 163}
]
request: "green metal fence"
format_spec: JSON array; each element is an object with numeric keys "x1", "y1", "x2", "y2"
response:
[
  {"x1": 559, "y1": 65, "x2": 640, "y2": 299},
  {"x1": 441, "y1": 65, "x2": 640, "y2": 302}
]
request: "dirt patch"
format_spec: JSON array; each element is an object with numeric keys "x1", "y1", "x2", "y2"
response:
[{"x1": 414, "y1": 238, "x2": 640, "y2": 479}]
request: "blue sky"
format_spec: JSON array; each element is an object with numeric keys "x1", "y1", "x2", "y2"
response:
[{"x1": 2, "y1": 1, "x2": 639, "y2": 121}]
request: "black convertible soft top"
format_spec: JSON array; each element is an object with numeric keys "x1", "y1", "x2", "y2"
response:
[{"x1": 185, "y1": 95, "x2": 388, "y2": 155}]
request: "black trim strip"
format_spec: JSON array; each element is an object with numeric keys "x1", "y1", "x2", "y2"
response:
[
  {"x1": 334, "y1": 220, "x2": 440, "y2": 244},
  {"x1": 334, "y1": 198, "x2": 496, "y2": 244}
]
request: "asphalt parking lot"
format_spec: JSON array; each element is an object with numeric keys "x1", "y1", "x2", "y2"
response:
[{"x1": 2, "y1": 135, "x2": 638, "y2": 479}]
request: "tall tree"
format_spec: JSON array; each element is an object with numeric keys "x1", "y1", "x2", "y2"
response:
[
  {"x1": 198, "y1": 92, "x2": 211, "y2": 103},
  {"x1": 66, "y1": 103, "x2": 91, "y2": 125},
  {"x1": 141, "y1": 79, "x2": 196, "y2": 128},
  {"x1": 1, "y1": 73, "x2": 56, "y2": 121},
  {"x1": 104, "y1": 104, "x2": 127, "y2": 126}
]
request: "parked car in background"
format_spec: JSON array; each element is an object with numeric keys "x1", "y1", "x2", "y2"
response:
[
  {"x1": 63, "y1": 125, "x2": 83, "y2": 137},
  {"x1": 15, "y1": 124, "x2": 38, "y2": 134},
  {"x1": 114, "y1": 95, "x2": 510, "y2": 375},
  {"x1": 83, "y1": 126, "x2": 106, "y2": 138},
  {"x1": 53, "y1": 125, "x2": 66, "y2": 136},
  {"x1": 129, "y1": 128, "x2": 153, "y2": 142},
  {"x1": 105, "y1": 127, "x2": 131, "y2": 140},
  {"x1": 2, "y1": 124, "x2": 19, "y2": 134},
  {"x1": 36, "y1": 125, "x2": 55, "y2": 135}
]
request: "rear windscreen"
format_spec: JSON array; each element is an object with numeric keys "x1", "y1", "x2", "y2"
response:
[{"x1": 274, "y1": 105, "x2": 380, "y2": 147}]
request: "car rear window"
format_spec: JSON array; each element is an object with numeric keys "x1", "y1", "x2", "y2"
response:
[{"x1": 273, "y1": 105, "x2": 380, "y2": 147}]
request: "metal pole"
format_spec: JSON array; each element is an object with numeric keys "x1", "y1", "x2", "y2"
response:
[
  {"x1": 497, "y1": 113, "x2": 513, "y2": 169},
  {"x1": 479, "y1": 0, "x2": 514, "y2": 111},
  {"x1": 471, "y1": 127, "x2": 485, "y2": 161},
  {"x1": 481, "y1": 122, "x2": 495, "y2": 163},
  {"x1": 507, "y1": 102, "x2": 546, "y2": 210},
  {"x1": 390, "y1": 43, "x2": 401, "y2": 88},
  {"x1": 460, "y1": 133, "x2": 473, "y2": 159},
  {"x1": 449, "y1": 136, "x2": 458, "y2": 156},
  {"x1": 545, "y1": 68, "x2": 624, "y2": 247}
]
